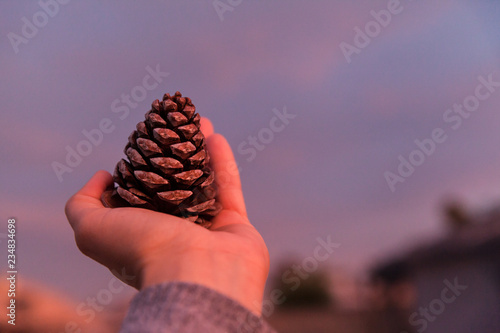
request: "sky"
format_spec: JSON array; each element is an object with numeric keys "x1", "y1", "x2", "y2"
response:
[{"x1": 1, "y1": 0, "x2": 500, "y2": 304}]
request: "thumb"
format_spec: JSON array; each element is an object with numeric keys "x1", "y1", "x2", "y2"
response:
[
  {"x1": 65, "y1": 170, "x2": 113, "y2": 230},
  {"x1": 206, "y1": 134, "x2": 247, "y2": 218}
]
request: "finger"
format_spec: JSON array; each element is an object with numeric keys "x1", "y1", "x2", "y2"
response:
[
  {"x1": 200, "y1": 117, "x2": 214, "y2": 138},
  {"x1": 77, "y1": 170, "x2": 113, "y2": 199},
  {"x1": 68, "y1": 203, "x2": 193, "y2": 274},
  {"x1": 65, "y1": 170, "x2": 112, "y2": 226},
  {"x1": 206, "y1": 134, "x2": 247, "y2": 218},
  {"x1": 64, "y1": 172, "x2": 184, "y2": 270}
]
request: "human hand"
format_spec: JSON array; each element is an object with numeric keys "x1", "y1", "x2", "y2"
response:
[{"x1": 65, "y1": 118, "x2": 270, "y2": 315}]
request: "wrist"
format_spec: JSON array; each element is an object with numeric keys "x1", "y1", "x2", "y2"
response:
[{"x1": 141, "y1": 250, "x2": 266, "y2": 315}]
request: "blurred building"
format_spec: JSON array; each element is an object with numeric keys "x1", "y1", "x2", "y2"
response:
[{"x1": 373, "y1": 204, "x2": 500, "y2": 333}]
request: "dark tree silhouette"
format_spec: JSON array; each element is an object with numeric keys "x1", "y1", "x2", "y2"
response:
[{"x1": 271, "y1": 262, "x2": 332, "y2": 309}]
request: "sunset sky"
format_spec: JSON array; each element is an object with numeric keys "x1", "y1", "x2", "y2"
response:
[{"x1": 1, "y1": 0, "x2": 500, "y2": 305}]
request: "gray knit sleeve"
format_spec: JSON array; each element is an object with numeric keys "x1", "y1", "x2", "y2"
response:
[{"x1": 120, "y1": 282, "x2": 277, "y2": 333}]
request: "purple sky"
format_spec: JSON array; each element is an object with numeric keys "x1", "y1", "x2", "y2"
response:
[{"x1": 1, "y1": 0, "x2": 500, "y2": 302}]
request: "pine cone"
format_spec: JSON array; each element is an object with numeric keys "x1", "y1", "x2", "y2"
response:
[{"x1": 101, "y1": 91, "x2": 221, "y2": 228}]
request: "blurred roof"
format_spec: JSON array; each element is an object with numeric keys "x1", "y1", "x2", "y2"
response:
[
  {"x1": 411, "y1": 205, "x2": 500, "y2": 264},
  {"x1": 373, "y1": 204, "x2": 500, "y2": 283}
]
